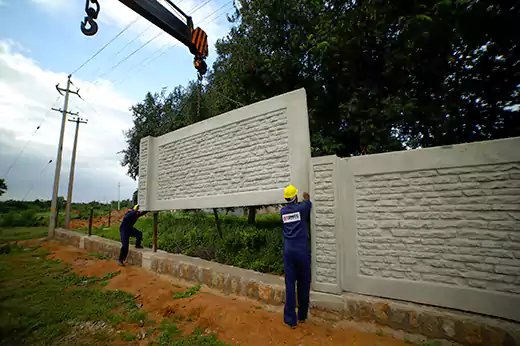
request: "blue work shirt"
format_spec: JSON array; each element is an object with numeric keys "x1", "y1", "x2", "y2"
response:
[
  {"x1": 120, "y1": 209, "x2": 139, "y2": 230},
  {"x1": 280, "y1": 200, "x2": 312, "y2": 251}
]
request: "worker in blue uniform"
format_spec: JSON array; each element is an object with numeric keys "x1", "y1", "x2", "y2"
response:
[
  {"x1": 117, "y1": 204, "x2": 148, "y2": 266},
  {"x1": 280, "y1": 185, "x2": 312, "y2": 328}
]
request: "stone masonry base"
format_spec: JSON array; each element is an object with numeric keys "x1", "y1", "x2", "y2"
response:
[{"x1": 53, "y1": 229, "x2": 520, "y2": 346}]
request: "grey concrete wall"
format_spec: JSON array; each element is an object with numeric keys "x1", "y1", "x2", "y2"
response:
[
  {"x1": 310, "y1": 156, "x2": 341, "y2": 294},
  {"x1": 138, "y1": 88, "x2": 311, "y2": 211},
  {"x1": 311, "y1": 137, "x2": 520, "y2": 322}
]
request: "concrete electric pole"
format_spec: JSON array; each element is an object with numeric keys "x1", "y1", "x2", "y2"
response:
[
  {"x1": 64, "y1": 115, "x2": 88, "y2": 229},
  {"x1": 48, "y1": 74, "x2": 81, "y2": 237}
]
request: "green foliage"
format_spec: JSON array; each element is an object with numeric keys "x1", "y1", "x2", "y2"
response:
[
  {"x1": 156, "y1": 212, "x2": 284, "y2": 274},
  {"x1": 0, "y1": 227, "x2": 48, "y2": 242},
  {"x1": 0, "y1": 178, "x2": 6, "y2": 196},
  {"x1": 88, "y1": 252, "x2": 111, "y2": 260},
  {"x1": 173, "y1": 284, "x2": 201, "y2": 299},
  {"x1": 152, "y1": 319, "x2": 231, "y2": 346},
  {"x1": 0, "y1": 246, "x2": 142, "y2": 345},
  {"x1": 210, "y1": 0, "x2": 519, "y2": 155},
  {"x1": 78, "y1": 211, "x2": 285, "y2": 275}
]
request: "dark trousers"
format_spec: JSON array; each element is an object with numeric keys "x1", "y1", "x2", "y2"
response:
[
  {"x1": 119, "y1": 227, "x2": 142, "y2": 262},
  {"x1": 283, "y1": 249, "x2": 311, "y2": 327}
]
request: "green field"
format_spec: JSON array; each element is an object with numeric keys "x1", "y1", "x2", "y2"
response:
[
  {"x1": 0, "y1": 226, "x2": 48, "y2": 243},
  {"x1": 0, "y1": 236, "x2": 230, "y2": 345}
]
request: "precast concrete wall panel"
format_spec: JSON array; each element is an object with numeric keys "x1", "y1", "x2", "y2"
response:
[
  {"x1": 138, "y1": 88, "x2": 311, "y2": 211},
  {"x1": 332, "y1": 137, "x2": 520, "y2": 322}
]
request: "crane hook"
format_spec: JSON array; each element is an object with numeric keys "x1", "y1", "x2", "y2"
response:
[{"x1": 81, "y1": 0, "x2": 100, "y2": 36}]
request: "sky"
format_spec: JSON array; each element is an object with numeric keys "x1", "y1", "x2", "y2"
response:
[{"x1": 0, "y1": 0, "x2": 235, "y2": 203}]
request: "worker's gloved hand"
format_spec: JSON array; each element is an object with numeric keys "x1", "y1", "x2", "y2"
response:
[{"x1": 303, "y1": 192, "x2": 310, "y2": 201}]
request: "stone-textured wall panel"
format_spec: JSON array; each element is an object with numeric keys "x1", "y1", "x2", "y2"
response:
[
  {"x1": 312, "y1": 160, "x2": 338, "y2": 286},
  {"x1": 138, "y1": 137, "x2": 148, "y2": 207},
  {"x1": 137, "y1": 88, "x2": 311, "y2": 210},
  {"x1": 157, "y1": 110, "x2": 290, "y2": 199},
  {"x1": 355, "y1": 163, "x2": 520, "y2": 294}
]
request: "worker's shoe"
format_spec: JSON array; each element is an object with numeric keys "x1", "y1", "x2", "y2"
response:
[
  {"x1": 117, "y1": 260, "x2": 125, "y2": 266},
  {"x1": 284, "y1": 322, "x2": 296, "y2": 329},
  {"x1": 135, "y1": 245, "x2": 144, "y2": 249},
  {"x1": 298, "y1": 319, "x2": 306, "y2": 324}
]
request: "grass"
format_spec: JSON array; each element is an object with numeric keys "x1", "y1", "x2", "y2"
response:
[
  {"x1": 88, "y1": 253, "x2": 111, "y2": 260},
  {"x1": 0, "y1": 226, "x2": 48, "y2": 243},
  {"x1": 0, "y1": 244, "x2": 145, "y2": 345},
  {"x1": 151, "y1": 321, "x2": 230, "y2": 346},
  {"x1": 0, "y1": 239, "x2": 231, "y2": 345},
  {"x1": 173, "y1": 285, "x2": 202, "y2": 299}
]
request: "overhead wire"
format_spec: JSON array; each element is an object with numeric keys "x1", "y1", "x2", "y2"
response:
[
  {"x1": 3, "y1": 96, "x2": 61, "y2": 179},
  {"x1": 72, "y1": 16, "x2": 140, "y2": 75},
  {"x1": 95, "y1": 31, "x2": 164, "y2": 82},
  {"x1": 91, "y1": 23, "x2": 153, "y2": 77},
  {"x1": 112, "y1": 1, "x2": 234, "y2": 87}
]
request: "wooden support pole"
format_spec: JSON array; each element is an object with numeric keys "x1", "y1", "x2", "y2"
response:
[
  {"x1": 88, "y1": 208, "x2": 93, "y2": 236},
  {"x1": 108, "y1": 210, "x2": 111, "y2": 227},
  {"x1": 153, "y1": 212, "x2": 158, "y2": 252}
]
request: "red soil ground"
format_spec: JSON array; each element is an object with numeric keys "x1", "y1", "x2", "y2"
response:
[{"x1": 40, "y1": 241, "x2": 410, "y2": 346}]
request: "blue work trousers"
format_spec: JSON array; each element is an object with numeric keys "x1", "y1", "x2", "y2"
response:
[
  {"x1": 119, "y1": 227, "x2": 142, "y2": 262},
  {"x1": 283, "y1": 249, "x2": 311, "y2": 327}
]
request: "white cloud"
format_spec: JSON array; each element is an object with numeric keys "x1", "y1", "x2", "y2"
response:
[{"x1": 0, "y1": 39, "x2": 137, "y2": 202}]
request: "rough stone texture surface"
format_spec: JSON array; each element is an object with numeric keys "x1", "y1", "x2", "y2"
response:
[
  {"x1": 53, "y1": 229, "x2": 520, "y2": 346},
  {"x1": 312, "y1": 160, "x2": 338, "y2": 286},
  {"x1": 156, "y1": 109, "x2": 290, "y2": 200},
  {"x1": 311, "y1": 292, "x2": 520, "y2": 346},
  {"x1": 83, "y1": 236, "x2": 142, "y2": 267},
  {"x1": 138, "y1": 137, "x2": 148, "y2": 207},
  {"x1": 54, "y1": 229, "x2": 81, "y2": 248},
  {"x1": 151, "y1": 254, "x2": 286, "y2": 305},
  {"x1": 355, "y1": 163, "x2": 520, "y2": 294}
]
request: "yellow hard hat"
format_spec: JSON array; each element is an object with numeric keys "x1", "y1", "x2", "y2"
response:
[
  {"x1": 284, "y1": 185, "x2": 298, "y2": 199},
  {"x1": 133, "y1": 204, "x2": 139, "y2": 210}
]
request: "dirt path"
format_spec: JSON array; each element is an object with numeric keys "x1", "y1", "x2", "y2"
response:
[{"x1": 43, "y1": 241, "x2": 410, "y2": 346}]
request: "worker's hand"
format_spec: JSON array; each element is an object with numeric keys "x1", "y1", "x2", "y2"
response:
[{"x1": 303, "y1": 192, "x2": 310, "y2": 201}]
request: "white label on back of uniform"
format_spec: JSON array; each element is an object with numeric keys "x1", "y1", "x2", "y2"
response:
[{"x1": 282, "y1": 212, "x2": 301, "y2": 223}]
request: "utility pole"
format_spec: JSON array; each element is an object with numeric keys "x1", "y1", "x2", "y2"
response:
[
  {"x1": 48, "y1": 74, "x2": 80, "y2": 237},
  {"x1": 64, "y1": 115, "x2": 88, "y2": 229},
  {"x1": 117, "y1": 182, "x2": 121, "y2": 210}
]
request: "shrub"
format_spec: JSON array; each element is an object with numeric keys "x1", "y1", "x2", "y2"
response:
[{"x1": 153, "y1": 212, "x2": 284, "y2": 275}]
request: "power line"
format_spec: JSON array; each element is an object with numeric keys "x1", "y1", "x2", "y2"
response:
[
  {"x1": 95, "y1": 31, "x2": 164, "y2": 82},
  {"x1": 112, "y1": 1, "x2": 233, "y2": 87},
  {"x1": 3, "y1": 96, "x2": 60, "y2": 179},
  {"x1": 72, "y1": 16, "x2": 140, "y2": 75},
  {"x1": 97, "y1": 0, "x2": 228, "y2": 85},
  {"x1": 90, "y1": 23, "x2": 153, "y2": 78},
  {"x1": 190, "y1": 0, "x2": 215, "y2": 13}
]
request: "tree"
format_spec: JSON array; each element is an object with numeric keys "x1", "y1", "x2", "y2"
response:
[
  {"x1": 120, "y1": 84, "x2": 217, "y2": 179},
  {"x1": 209, "y1": 0, "x2": 519, "y2": 155},
  {"x1": 0, "y1": 178, "x2": 6, "y2": 196},
  {"x1": 121, "y1": 0, "x2": 519, "y2": 181}
]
